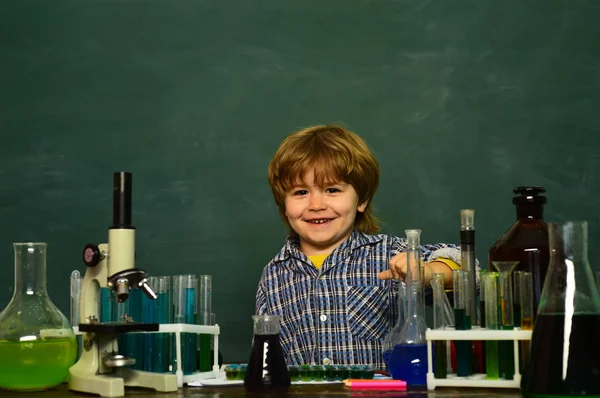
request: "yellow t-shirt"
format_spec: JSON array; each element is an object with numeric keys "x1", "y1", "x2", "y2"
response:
[
  {"x1": 308, "y1": 254, "x2": 329, "y2": 269},
  {"x1": 435, "y1": 257, "x2": 461, "y2": 271},
  {"x1": 434, "y1": 258, "x2": 461, "y2": 292}
]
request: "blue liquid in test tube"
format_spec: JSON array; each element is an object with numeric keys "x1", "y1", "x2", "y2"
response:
[
  {"x1": 144, "y1": 276, "x2": 172, "y2": 373},
  {"x1": 127, "y1": 289, "x2": 145, "y2": 370},
  {"x1": 174, "y1": 275, "x2": 198, "y2": 375}
]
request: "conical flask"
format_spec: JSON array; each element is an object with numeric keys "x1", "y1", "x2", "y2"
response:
[
  {"x1": 244, "y1": 315, "x2": 290, "y2": 392},
  {"x1": 521, "y1": 222, "x2": 600, "y2": 397},
  {"x1": 388, "y1": 229, "x2": 428, "y2": 386},
  {"x1": 0, "y1": 243, "x2": 77, "y2": 391}
]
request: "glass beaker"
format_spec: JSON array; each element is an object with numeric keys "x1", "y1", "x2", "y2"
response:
[
  {"x1": 521, "y1": 221, "x2": 600, "y2": 397},
  {"x1": 244, "y1": 315, "x2": 290, "y2": 392},
  {"x1": 0, "y1": 243, "x2": 77, "y2": 391}
]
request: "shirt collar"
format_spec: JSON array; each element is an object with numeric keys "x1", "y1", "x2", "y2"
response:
[{"x1": 272, "y1": 230, "x2": 383, "y2": 264}]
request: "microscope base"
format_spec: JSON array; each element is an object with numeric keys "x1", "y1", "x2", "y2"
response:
[
  {"x1": 69, "y1": 369, "x2": 125, "y2": 398},
  {"x1": 69, "y1": 368, "x2": 178, "y2": 397},
  {"x1": 119, "y1": 368, "x2": 178, "y2": 392}
]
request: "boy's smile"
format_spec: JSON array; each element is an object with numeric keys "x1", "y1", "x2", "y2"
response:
[{"x1": 284, "y1": 170, "x2": 367, "y2": 257}]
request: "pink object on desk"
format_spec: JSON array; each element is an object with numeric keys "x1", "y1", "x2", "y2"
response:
[{"x1": 344, "y1": 380, "x2": 407, "y2": 390}]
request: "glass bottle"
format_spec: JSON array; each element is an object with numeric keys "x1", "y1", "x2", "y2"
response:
[
  {"x1": 488, "y1": 186, "x2": 549, "y2": 316},
  {"x1": 244, "y1": 315, "x2": 290, "y2": 392},
  {"x1": 521, "y1": 221, "x2": 600, "y2": 396},
  {"x1": 0, "y1": 243, "x2": 77, "y2": 391}
]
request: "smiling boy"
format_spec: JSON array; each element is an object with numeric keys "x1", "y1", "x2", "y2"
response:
[{"x1": 255, "y1": 125, "x2": 464, "y2": 368}]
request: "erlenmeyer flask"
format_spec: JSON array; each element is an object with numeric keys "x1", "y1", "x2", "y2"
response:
[
  {"x1": 244, "y1": 315, "x2": 290, "y2": 392},
  {"x1": 521, "y1": 222, "x2": 600, "y2": 396},
  {"x1": 0, "y1": 243, "x2": 77, "y2": 391}
]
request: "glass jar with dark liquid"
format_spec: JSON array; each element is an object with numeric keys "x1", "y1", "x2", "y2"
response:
[
  {"x1": 244, "y1": 315, "x2": 290, "y2": 392},
  {"x1": 488, "y1": 186, "x2": 549, "y2": 320},
  {"x1": 521, "y1": 221, "x2": 600, "y2": 396}
]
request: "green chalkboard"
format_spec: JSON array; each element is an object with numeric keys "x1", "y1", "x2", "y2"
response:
[{"x1": 1, "y1": 0, "x2": 599, "y2": 361}]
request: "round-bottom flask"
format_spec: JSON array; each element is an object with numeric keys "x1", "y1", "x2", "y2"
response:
[{"x1": 0, "y1": 243, "x2": 77, "y2": 391}]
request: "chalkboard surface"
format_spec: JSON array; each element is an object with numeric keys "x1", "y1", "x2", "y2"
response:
[{"x1": 1, "y1": 0, "x2": 599, "y2": 361}]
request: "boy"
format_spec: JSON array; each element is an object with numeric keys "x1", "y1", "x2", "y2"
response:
[{"x1": 255, "y1": 125, "x2": 464, "y2": 368}]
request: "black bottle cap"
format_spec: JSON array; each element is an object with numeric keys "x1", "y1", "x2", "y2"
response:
[{"x1": 512, "y1": 186, "x2": 547, "y2": 206}]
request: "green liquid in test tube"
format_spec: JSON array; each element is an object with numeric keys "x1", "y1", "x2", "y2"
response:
[
  {"x1": 492, "y1": 261, "x2": 519, "y2": 381},
  {"x1": 484, "y1": 272, "x2": 500, "y2": 380}
]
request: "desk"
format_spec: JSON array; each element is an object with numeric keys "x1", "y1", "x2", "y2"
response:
[{"x1": 0, "y1": 384, "x2": 523, "y2": 398}]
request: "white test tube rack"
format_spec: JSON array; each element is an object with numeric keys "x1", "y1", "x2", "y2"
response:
[
  {"x1": 426, "y1": 326, "x2": 532, "y2": 390},
  {"x1": 74, "y1": 323, "x2": 221, "y2": 388}
]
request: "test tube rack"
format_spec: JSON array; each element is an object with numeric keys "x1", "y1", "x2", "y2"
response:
[
  {"x1": 73, "y1": 323, "x2": 220, "y2": 388},
  {"x1": 425, "y1": 327, "x2": 532, "y2": 390}
]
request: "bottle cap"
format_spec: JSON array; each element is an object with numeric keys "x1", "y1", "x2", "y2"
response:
[{"x1": 513, "y1": 186, "x2": 547, "y2": 206}]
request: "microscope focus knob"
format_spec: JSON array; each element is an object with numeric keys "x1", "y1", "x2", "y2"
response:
[{"x1": 83, "y1": 244, "x2": 102, "y2": 267}]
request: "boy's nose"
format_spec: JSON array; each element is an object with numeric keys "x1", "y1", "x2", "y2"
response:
[{"x1": 308, "y1": 193, "x2": 326, "y2": 211}]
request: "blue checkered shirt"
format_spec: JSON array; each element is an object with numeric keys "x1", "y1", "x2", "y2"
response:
[{"x1": 255, "y1": 230, "x2": 461, "y2": 369}]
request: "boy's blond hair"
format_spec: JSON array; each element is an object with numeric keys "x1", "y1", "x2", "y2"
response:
[{"x1": 268, "y1": 124, "x2": 380, "y2": 234}]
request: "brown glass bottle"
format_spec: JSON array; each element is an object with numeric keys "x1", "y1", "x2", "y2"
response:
[{"x1": 488, "y1": 187, "x2": 549, "y2": 317}]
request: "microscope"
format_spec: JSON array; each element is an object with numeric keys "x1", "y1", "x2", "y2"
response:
[{"x1": 69, "y1": 172, "x2": 177, "y2": 397}]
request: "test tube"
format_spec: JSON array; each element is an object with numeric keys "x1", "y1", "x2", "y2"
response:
[
  {"x1": 460, "y1": 209, "x2": 477, "y2": 326},
  {"x1": 453, "y1": 270, "x2": 472, "y2": 376},
  {"x1": 493, "y1": 261, "x2": 518, "y2": 380},
  {"x1": 70, "y1": 270, "x2": 83, "y2": 360},
  {"x1": 513, "y1": 271, "x2": 523, "y2": 327},
  {"x1": 519, "y1": 272, "x2": 533, "y2": 369},
  {"x1": 198, "y1": 275, "x2": 212, "y2": 372},
  {"x1": 484, "y1": 272, "x2": 500, "y2": 380},
  {"x1": 126, "y1": 289, "x2": 144, "y2": 370},
  {"x1": 173, "y1": 274, "x2": 198, "y2": 375},
  {"x1": 479, "y1": 270, "x2": 487, "y2": 329},
  {"x1": 144, "y1": 276, "x2": 171, "y2": 373},
  {"x1": 70, "y1": 270, "x2": 82, "y2": 327},
  {"x1": 142, "y1": 277, "x2": 157, "y2": 372},
  {"x1": 431, "y1": 273, "x2": 447, "y2": 379},
  {"x1": 478, "y1": 270, "x2": 487, "y2": 375}
]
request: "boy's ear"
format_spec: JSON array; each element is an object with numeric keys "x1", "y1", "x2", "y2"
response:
[{"x1": 358, "y1": 201, "x2": 368, "y2": 213}]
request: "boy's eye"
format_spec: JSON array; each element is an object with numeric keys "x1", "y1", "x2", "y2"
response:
[
  {"x1": 292, "y1": 189, "x2": 308, "y2": 196},
  {"x1": 326, "y1": 187, "x2": 341, "y2": 193}
]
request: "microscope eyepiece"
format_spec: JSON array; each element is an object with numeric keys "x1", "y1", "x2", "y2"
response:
[{"x1": 112, "y1": 172, "x2": 134, "y2": 229}]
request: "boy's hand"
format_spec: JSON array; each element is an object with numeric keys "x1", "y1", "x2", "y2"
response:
[{"x1": 378, "y1": 252, "x2": 433, "y2": 286}]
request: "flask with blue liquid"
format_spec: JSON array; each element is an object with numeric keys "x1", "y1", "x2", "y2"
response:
[{"x1": 387, "y1": 229, "x2": 428, "y2": 387}]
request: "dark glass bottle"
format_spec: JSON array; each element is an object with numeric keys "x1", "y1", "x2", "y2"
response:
[{"x1": 488, "y1": 187, "x2": 549, "y2": 317}]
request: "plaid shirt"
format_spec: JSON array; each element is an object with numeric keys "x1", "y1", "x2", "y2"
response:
[{"x1": 255, "y1": 230, "x2": 461, "y2": 369}]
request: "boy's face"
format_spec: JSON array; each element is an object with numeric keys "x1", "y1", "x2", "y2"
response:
[{"x1": 284, "y1": 169, "x2": 367, "y2": 256}]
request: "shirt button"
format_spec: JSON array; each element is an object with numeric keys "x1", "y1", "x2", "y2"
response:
[
  {"x1": 320, "y1": 314, "x2": 327, "y2": 322},
  {"x1": 322, "y1": 358, "x2": 331, "y2": 365}
]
